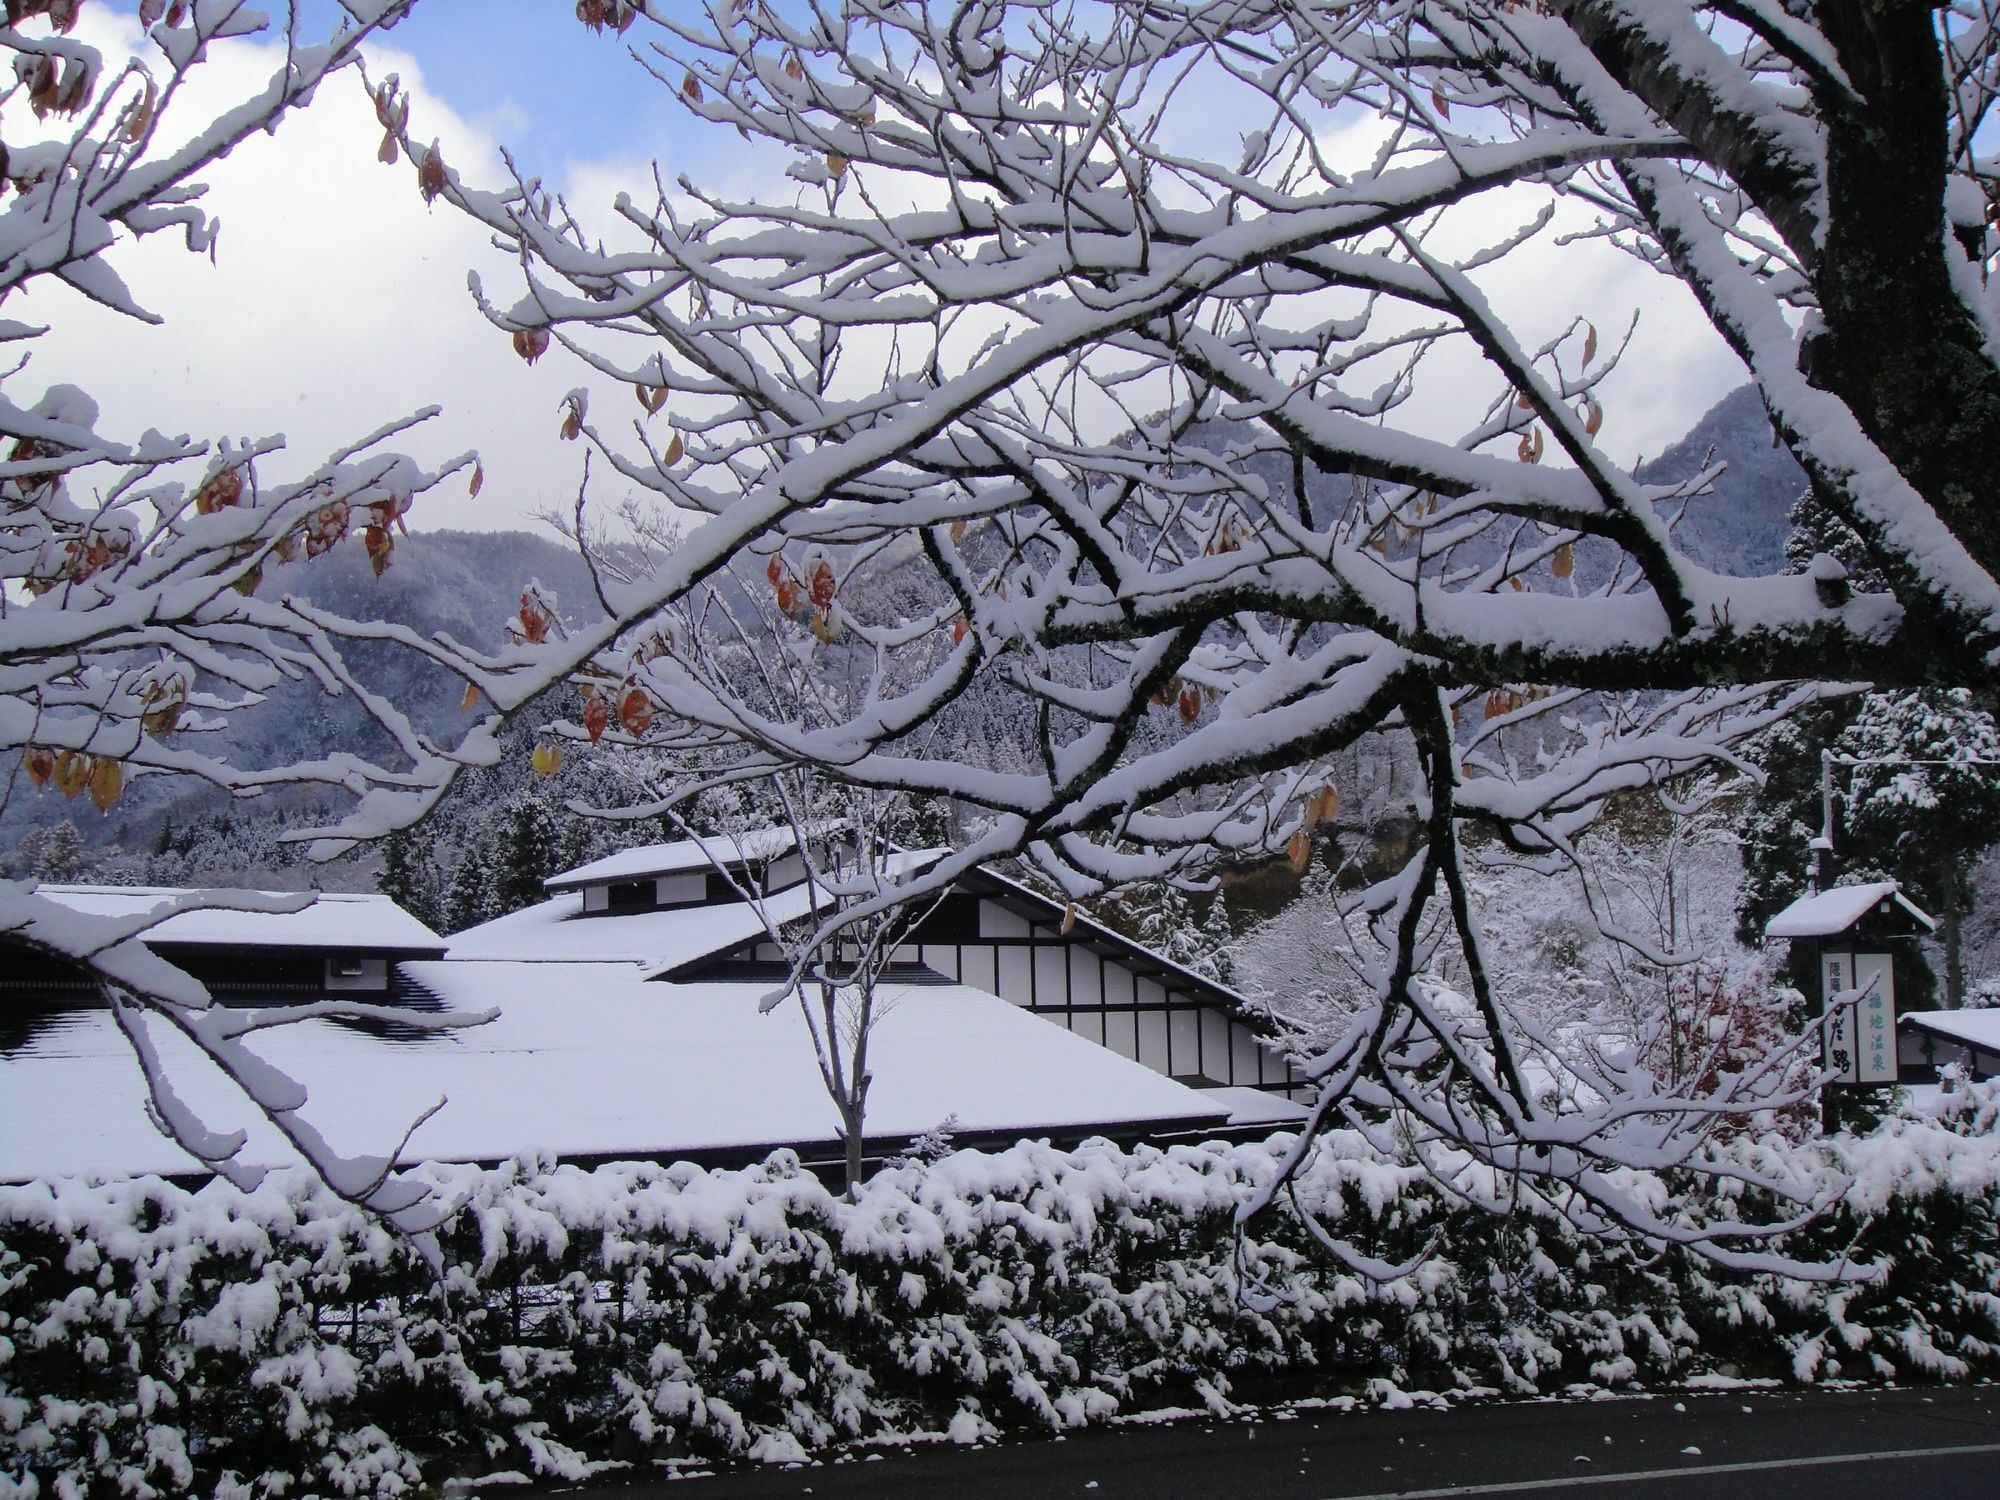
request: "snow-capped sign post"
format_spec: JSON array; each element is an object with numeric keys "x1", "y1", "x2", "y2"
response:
[{"x1": 1765, "y1": 882, "x2": 1935, "y2": 1130}]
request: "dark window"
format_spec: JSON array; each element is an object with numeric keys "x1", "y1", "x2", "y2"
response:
[{"x1": 607, "y1": 879, "x2": 654, "y2": 912}]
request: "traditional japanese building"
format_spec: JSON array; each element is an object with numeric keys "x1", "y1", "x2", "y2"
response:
[
  {"x1": 455, "y1": 835, "x2": 1314, "y2": 1114},
  {"x1": 1, "y1": 843, "x2": 1309, "y2": 1185}
]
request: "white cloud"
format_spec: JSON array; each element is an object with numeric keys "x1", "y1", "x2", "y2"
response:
[
  {"x1": 17, "y1": 10, "x2": 618, "y2": 535},
  {"x1": 17, "y1": 10, "x2": 1747, "y2": 552}
]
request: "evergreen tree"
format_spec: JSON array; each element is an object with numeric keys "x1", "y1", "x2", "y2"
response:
[
  {"x1": 1839, "y1": 690, "x2": 2000, "y2": 1008},
  {"x1": 491, "y1": 794, "x2": 564, "y2": 915},
  {"x1": 1109, "y1": 878, "x2": 1231, "y2": 984},
  {"x1": 376, "y1": 827, "x2": 444, "y2": 932},
  {"x1": 444, "y1": 857, "x2": 497, "y2": 936},
  {"x1": 15, "y1": 821, "x2": 86, "y2": 882}
]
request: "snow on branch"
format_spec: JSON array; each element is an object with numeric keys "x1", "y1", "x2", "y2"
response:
[
  {"x1": 411, "y1": 1, "x2": 2000, "y2": 1261},
  {"x1": 1, "y1": 1, "x2": 499, "y2": 1233}
]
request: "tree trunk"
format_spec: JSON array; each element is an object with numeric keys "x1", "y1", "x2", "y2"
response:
[
  {"x1": 1804, "y1": 3, "x2": 2000, "y2": 596},
  {"x1": 840, "y1": 1099, "x2": 866, "y2": 1199},
  {"x1": 1944, "y1": 878, "x2": 1965, "y2": 1010},
  {"x1": 848, "y1": 1128, "x2": 872, "y2": 1200}
]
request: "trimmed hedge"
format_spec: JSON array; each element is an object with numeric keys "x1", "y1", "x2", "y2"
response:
[{"x1": 4, "y1": 1086, "x2": 2000, "y2": 1497}]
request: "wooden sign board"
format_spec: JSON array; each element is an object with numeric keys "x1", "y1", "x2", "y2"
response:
[{"x1": 1822, "y1": 950, "x2": 1897, "y2": 1086}]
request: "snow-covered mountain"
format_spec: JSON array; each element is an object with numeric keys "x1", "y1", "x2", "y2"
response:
[
  {"x1": 1637, "y1": 384, "x2": 1805, "y2": 577},
  {"x1": 0, "y1": 529, "x2": 605, "y2": 870},
  {"x1": 5, "y1": 387, "x2": 1808, "y2": 895}
]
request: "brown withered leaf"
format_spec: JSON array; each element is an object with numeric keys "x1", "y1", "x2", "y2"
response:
[
  {"x1": 1286, "y1": 830, "x2": 1312, "y2": 874},
  {"x1": 88, "y1": 757, "x2": 123, "y2": 811}
]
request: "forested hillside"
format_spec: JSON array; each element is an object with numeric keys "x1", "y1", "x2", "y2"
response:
[{"x1": 2, "y1": 388, "x2": 1812, "y2": 930}]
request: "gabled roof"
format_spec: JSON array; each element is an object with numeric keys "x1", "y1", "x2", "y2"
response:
[
  {"x1": 543, "y1": 828, "x2": 803, "y2": 892},
  {"x1": 0, "y1": 963, "x2": 1231, "y2": 1181},
  {"x1": 1764, "y1": 881, "x2": 1937, "y2": 940},
  {"x1": 957, "y1": 866, "x2": 1289, "y2": 1028},
  {"x1": 30, "y1": 886, "x2": 448, "y2": 955}
]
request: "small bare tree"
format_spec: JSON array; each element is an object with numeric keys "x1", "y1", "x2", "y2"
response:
[{"x1": 673, "y1": 781, "x2": 946, "y2": 1194}]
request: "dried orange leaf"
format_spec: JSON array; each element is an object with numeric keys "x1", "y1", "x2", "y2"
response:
[
  {"x1": 459, "y1": 681, "x2": 481, "y2": 713},
  {"x1": 53, "y1": 750, "x2": 89, "y2": 800},
  {"x1": 88, "y1": 757, "x2": 123, "y2": 811},
  {"x1": 1286, "y1": 829, "x2": 1312, "y2": 874},
  {"x1": 418, "y1": 141, "x2": 446, "y2": 204},
  {"x1": 469, "y1": 463, "x2": 484, "y2": 498},
  {"x1": 617, "y1": 685, "x2": 653, "y2": 737},
  {"x1": 513, "y1": 327, "x2": 551, "y2": 365}
]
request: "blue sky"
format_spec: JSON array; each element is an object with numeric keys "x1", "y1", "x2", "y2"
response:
[{"x1": 105, "y1": 1, "x2": 701, "y2": 172}]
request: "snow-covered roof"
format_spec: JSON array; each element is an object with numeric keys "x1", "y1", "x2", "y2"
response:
[
  {"x1": 1764, "y1": 881, "x2": 1937, "y2": 939},
  {"x1": 1900, "y1": 1009, "x2": 2000, "y2": 1055},
  {"x1": 466, "y1": 851, "x2": 952, "y2": 976},
  {"x1": 543, "y1": 829, "x2": 802, "y2": 891},
  {"x1": 0, "y1": 963, "x2": 1232, "y2": 1182},
  {"x1": 30, "y1": 886, "x2": 448, "y2": 955},
  {"x1": 446, "y1": 884, "x2": 818, "y2": 972},
  {"x1": 1198, "y1": 1086, "x2": 1310, "y2": 1127}
]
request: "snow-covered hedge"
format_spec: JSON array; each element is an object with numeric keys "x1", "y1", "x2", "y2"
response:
[{"x1": 5, "y1": 1090, "x2": 2000, "y2": 1497}]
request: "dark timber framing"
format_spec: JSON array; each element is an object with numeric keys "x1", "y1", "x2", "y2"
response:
[{"x1": 674, "y1": 865, "x2": 1311, "y2": 1101}]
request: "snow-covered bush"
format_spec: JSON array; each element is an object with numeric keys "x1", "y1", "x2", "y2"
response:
[{"x1": 8, "y1": 1105, "x2": 2000, "y2": 1496}]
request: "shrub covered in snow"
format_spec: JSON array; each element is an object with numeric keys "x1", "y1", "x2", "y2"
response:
[{"x1": 5, "y1": 1098, "x2": 2000, "y2": 1496}]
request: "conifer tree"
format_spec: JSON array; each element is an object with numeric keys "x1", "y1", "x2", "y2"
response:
[
  {"x1": 444, "y1": 858, "x2": 497, "y2": 937},
  {"x1": 376, "y1": 828, "x2": 443, "y2": 933},
  {"x1": 491, "y1": 794, "x2": 563, "y2": 916},
  {"x1": 1840, "y1": 690, "x2": 2000, "y2": 1007}
]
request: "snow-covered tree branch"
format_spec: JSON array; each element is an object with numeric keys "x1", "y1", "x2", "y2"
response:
[
  {"x1": 1, "y1": 0, "x2": 498, "y2": 1231},
  {"x1": 409, "y1": 1, "x2": 2000, "y2": 1259}
]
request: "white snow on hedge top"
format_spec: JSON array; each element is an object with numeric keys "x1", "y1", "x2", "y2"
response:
[
  {"x1": 0, "y1": 963, "x2": 1231, "y2": 1181},
  {"x1": 1901, "y1": 1009, "x2": 2000, "y2": 1054},
  {"x1": 33, "y1": 885, "x2": 448, "y2": 954},
  {"x1": 1764, "y1": 882, "x2": 1936, "y2": 939},
  {"x1": 543, "y1": 829, "x2": 804, "y2": 890}
]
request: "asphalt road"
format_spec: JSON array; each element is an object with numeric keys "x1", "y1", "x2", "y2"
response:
[{"x1": 533, "y1": 1386, "x2": 2000, "y2": 1500}]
